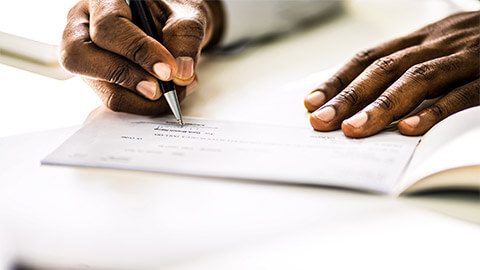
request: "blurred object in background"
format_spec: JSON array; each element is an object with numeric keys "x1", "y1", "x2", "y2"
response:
[
  {"x1": 344, "y1": 0, "x2": 480, "y2": 35},
  {"x1": 0, "y1": 0, "x2": 78, "y2": 79},
  {"x1": 447, "y1": 0, "x2": 480, "y2": 10}
]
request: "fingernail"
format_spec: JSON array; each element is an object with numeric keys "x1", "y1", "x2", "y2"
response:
[
  {"x1": 137, "y1": 80, "x2": 159, "y2": 100},
  {"x1": 306, "y1": 91, "x2": 326, "y2": 107},
  {"x1": 153, "y1": 62, "x2": 172, "y2": 81},
  {"x1": 176, "y1": 57, "x2": 194, "y2": 80},
  {"x1": 186, "y1": 79, "x2": 199, "y2": 96},
  {"x1": 344, "y1": 112, "x2": 368, "y2": 128},
  {"x1": 312, "y1": 106, "x2": 336, "y2": 122},
  {"x1": 403, "y1": 116, "x2": 420, "y2": 128}
]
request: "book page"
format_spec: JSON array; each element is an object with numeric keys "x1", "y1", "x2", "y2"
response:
[
  {"x1": 396, "y1": 106, "x2": 480, "y2": 194},
  {"x1": 43, "y1": 109, "x2": 419, "y2": 194}
]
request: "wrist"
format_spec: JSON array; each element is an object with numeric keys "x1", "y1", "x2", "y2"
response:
[{"x1": 203, "y1": 0, "x2": 225, "y2": 49}]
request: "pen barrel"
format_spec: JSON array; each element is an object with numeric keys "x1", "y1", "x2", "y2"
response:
[
  {"x1": 159, "y1": 80, "x2": 176, "y2": 94},
  {"x1": 129, "y1": 0, "x2": 159, "y2": 40},
  {"x1": 128, "y1": 0, "x2": 175, "y2": 94}
]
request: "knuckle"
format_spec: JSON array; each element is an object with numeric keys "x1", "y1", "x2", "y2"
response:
[
  {"x1": 452, "y1": 89, "x2": 473, "y2": 105},
  {"x1": 90, "y1": 15, "x2": 115, "y2": 43},
  {"x1": 67, "y1": 1, "x2": 87, "y2": 20},
  {"x1": 372, "y1": 56, "x2": 396, "y2": 73},
  {"x1": 338, "y1": 87, "x2": 359, "y2": 105},
  {"x1": 373, "y1": 94, "x2": 395, "y2": 110},
  {"x1": 59, "y1": 39, "x2": 83, "y2": 73},
  {"x1": 164, "y1": 17, "x2": 205, "y2": 40},
  {"x1": 327, "y1": 74, "x2": 347, "y2": 90},
  {"x1": 450, "y1": 84, "x2": 480, "y2": 106},
  {"x1": 125, "y1": 36, "x2": 150, "y2": 63},
  {"x1": 406, "y1": 64, "x2": 433, "y2": 82},
  {"x1": 429, "y1": 104, "x2": 445, "y2": 118},
  {"x1": 352, "y1": 48, "x2": 376, "y2": 67},
  {"x1": 107, "y1": 63, "x2": 131, "y2": 86},
  {"x1": 67, "y1": 4, "x2": 80, "y2": 19}
]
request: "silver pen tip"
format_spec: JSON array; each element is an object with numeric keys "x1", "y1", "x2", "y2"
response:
[{"x1": 164, "y1": 91, "x2": 184, "y2": 127}]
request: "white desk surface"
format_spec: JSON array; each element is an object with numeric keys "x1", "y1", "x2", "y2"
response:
[{"x1": 1, "y1": 1, "x2": 479, "y2": 269}]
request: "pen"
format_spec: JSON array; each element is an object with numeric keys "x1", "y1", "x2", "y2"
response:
[{"x1": 127, "y1": 0, "x2": 184, "y2": 126}]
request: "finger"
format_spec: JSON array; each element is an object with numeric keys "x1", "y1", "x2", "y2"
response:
[
  {"x1": 304, "y1": 32, "x2": 426, "y2": 112},
  {"x1": 162, "y1": 15, "x2": 207, "y2": 85},
  {"x1": 89, "y1": 0, "x2": 177, "y2": 82},
  {"x1": 309, "y1": 42, "x2": 452, "y2": 131},
  {"x1": 84, "y1": 78, "x2": 187, "y2": 116},
  {"x1": 60, "y1": 5, "x2": 161, "y2": 100},
  {"x1": 398, "y1": 78, "x2": 480, "y2": 136},
  {"x1": 341, "y1": 52, "x2": 479, "y2": 138}
]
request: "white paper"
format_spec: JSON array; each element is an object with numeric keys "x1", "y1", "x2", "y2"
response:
[
  {"x1": 395, "y1": 106, "x2": 480, "y2": 194},
  {"x1": 43, "y1": 110, "x2": 420, "y2": 194}
]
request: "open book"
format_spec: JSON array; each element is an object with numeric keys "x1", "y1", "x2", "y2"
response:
[
  {"x1": 42, "y1": 106, "x2": 479, "y2": 196},
  {"x1": 395, "y1": 106, "x2": 479, "y2": 195}
]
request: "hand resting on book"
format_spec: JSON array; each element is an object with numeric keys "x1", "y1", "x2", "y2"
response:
[{"x1": 305, "y1": 11, "x2": 480, "y2": 138}]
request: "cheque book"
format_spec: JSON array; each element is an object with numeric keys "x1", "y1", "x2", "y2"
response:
[{"x1": 42, "y1": 106, "x2": 480, "y2": 195}]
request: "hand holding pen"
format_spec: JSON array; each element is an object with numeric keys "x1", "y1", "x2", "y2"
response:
[{"x1": 60, "y1": 0, "x2": 224, "y2": 116}]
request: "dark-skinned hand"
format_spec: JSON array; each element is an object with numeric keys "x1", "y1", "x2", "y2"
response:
[
  {"x1": 305, "y1": 11, "x2": 480, "y2": 138},
  {"x1": 60, "y1": 0, "x2": 223, "y2": 115}
]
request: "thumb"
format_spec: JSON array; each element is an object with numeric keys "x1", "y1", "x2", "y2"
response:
[{"x1": 162, "y1": 17, "x2": 206, "y2": 86}]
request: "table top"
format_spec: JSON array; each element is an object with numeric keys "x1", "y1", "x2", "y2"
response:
[{"x1": 1, "y1": 1, "x2": 479, "y2": 269}]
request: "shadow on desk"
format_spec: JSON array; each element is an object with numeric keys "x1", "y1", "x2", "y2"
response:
[{"x1": 403, "y1": 191, "x2": 480, "y2": 225}]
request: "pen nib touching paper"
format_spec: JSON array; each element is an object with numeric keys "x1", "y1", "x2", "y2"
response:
[{"x1": 42, "y1": 111, "x2": 420, "y2": 194}]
